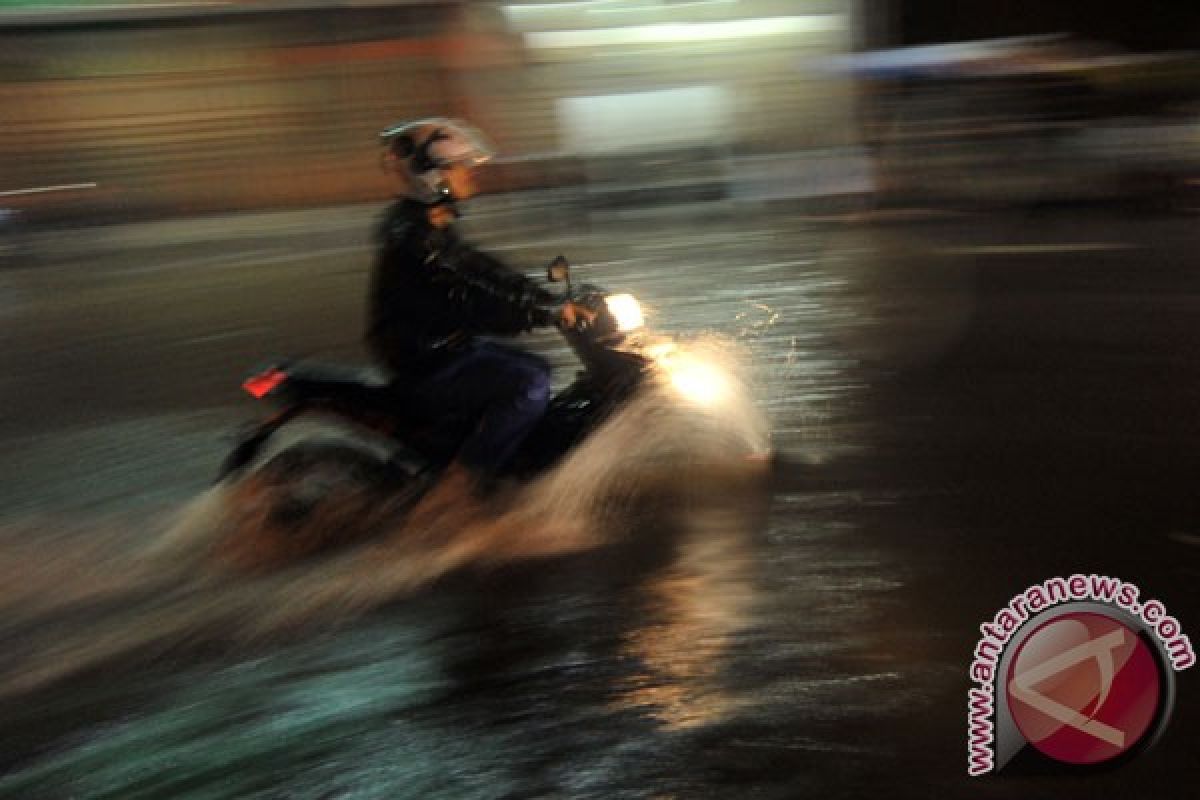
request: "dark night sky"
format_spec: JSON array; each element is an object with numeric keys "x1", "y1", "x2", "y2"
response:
[{"x1": 900, "y1": 0, "x2": 1200, "y2": 51}]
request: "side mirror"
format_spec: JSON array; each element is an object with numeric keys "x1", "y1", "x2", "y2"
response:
[{"x1": 547, "y1": 255, "x2": 570, "y2": 284}]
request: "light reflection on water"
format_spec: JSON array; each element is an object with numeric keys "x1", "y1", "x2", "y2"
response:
[{"x1": 611, "y1": 508, "x2": 760, "y2": 732}]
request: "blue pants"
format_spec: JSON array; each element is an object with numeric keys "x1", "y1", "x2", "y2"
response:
[{"x1": 410, "y1": 341, "x2": 552, "y2": 474}]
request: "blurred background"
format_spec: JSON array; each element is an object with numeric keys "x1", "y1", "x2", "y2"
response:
[
  {"x1": 3, "y1": 3, "x2": 1200, "y2": 799},
  {"x1": 1, "y1": 0, "x2": 1198, "y2": 230},
  {"x1": 2, "y1": 0, "x2": 858, "y2": 226}
]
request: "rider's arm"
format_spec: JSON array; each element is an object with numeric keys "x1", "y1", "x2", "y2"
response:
[
  {"x1": 431, "y1": 241, "x2": 561, "y2": 335},
  {"x1": 458, "y1": 247, "x2": 562, "y2": 306}
]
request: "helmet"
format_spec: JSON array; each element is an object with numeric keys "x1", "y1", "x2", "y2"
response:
[{"x1": 379, "y1": 117, "x2": 494, "y2": 204}]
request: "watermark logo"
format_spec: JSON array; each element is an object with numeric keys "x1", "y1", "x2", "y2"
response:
[
  {"x1": 1007, "y1": 612, "x2": 1161, "y2": 764},
  {"x1": 967, "y1": 575, "x2": 1193, "y2": 776}
]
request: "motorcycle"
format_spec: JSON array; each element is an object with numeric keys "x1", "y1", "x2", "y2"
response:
[{"x1": 214, "y1": 257, "x2": 745, "y2": 563}]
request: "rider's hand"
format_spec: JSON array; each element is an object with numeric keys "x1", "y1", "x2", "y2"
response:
[{"x1": 559, "y1": 301, "x2": 597, "y2": 330}]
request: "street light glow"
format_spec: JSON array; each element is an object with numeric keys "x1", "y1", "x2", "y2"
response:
[{"x1": 524, "y1": 14, "x2": 844, "y2": 48}]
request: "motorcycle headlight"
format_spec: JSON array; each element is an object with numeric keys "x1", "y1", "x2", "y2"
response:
[{"x1": 605, "y1": 293, "x2": 644, "y2": 332}]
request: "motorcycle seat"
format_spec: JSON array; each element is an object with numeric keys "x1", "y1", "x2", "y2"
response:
[{"x1": 278, "y1": 361, "x2": 391, "y2": 387}]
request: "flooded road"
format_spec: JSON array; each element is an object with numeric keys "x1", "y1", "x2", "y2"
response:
[{"x1": 1, "y1": 202, "x2": 1198, "y2": 798}]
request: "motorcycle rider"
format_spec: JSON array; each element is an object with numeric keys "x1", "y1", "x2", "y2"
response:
[{"x1": 368, "y1": 117, "x2": 589, "y2": 521}]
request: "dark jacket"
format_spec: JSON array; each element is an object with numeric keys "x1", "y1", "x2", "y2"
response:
[{"x1": 366, "y1": 198, "x2": 559, "y2": 375}]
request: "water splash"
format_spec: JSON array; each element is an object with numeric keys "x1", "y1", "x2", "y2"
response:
[{"x1": 0, "y1": 338, "x2": 768, "y2": 699}]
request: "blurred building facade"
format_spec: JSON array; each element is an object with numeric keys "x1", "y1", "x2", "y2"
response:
[{"x1": 1, "y1": 0, "x2": 861, "y2": 222}]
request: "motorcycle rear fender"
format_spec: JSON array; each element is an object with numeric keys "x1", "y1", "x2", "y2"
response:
[
  {"x1": 216, "y1": 407, "x2": 303, "y2": 481},
  {"x1": 218, "y1": 402, "x2": 438, "y2": 483}
]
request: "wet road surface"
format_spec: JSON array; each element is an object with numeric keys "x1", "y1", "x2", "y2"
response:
[{"x1": 1, "y1": 200, "x2": 1199, "y2": 798}]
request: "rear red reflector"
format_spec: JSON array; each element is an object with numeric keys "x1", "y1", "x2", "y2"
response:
[{"x1": 243, "y1": 370, "x2": 287, "y2": 399}]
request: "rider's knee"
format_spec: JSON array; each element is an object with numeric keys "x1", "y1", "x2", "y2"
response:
[{"x1": 518, "y1": 365, "x2": 552, "y2": 412}]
